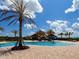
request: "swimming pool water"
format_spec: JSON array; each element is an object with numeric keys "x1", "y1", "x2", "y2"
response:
[{"x1": 0, "y1": 41, "x2": 77, "y2": 47}]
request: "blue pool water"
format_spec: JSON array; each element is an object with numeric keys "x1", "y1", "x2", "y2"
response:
[{"x1": 0, "y1": 41, "x2": 77, "y2": 47}]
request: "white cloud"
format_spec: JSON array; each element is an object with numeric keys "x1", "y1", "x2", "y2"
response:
[
  {"x1": 65, "y1": 0, "x2": 79, "y2": 13},
  {"x1": 27, "y1": 31, "x2": 35, "y2": 36},
  {"x1": 0, "y1": 31, "x2": 2, "y2": 33},
  {"x1": 69, "y1": 22, "x2": 79, "y2": 37},
  {"x1": 0, "y1": 5, "x2": 9, "y2": 10},
  {"x1": 26, "y1": 0, "x2": 43, "y2": 13},
  {"x1": 0, "y1": 0, "x2": 9, "y2": 10},
  {"x1": 40, "y1": 28, "x2": 46, "y2": 32},
  {"x1": 24, "y1": 23, "x2": 37, "y2": 29},
  {"x1": 46, "y1": 20, "x2": 74, "y2": 34},
  {"x1": 47, "y1": 20, "x2": 68, "y2": 28},
  {"x1": 72, "y1": 22, "x2": 79, "y2": 30},
  {"x1": 30, "y1": 31, "x2": 35, "y2": 35},
  {"x1": 77, "y1": 17, "x2": 79, "y2": 21},
  {"x1": 46, "y1": 20, "x2": 52, "y2": 24},
  {"x1": 46, "y1": 20, "x2": 79, "y2": 37},
  {"x1": 0, "y1": 0, "x2": 43, "y2": 18},
  {"x1": 64, "y1": 0, "x2": 79, "y2": 37},
  {"x1": 65, "y1": 28, "x2": 74, "y2": 32},
  {"x1": 46, "y1": 20, "x2": 69, "y2": 34},
  {"x1": 71, "y1": 31, "x2": 79, "y2": 37}
]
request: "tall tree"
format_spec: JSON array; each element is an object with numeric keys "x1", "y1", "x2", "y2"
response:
[
  {"x1": 0, "y1": 27, "x2": 4, "y2": 36},
  {"x1": 47, "y1": 30, "x2": 55, "y2": 36},
  {"x1": 11, "y1": 30, "x2": 18, "y2": 37},
  {"x1": 0, "y1": 0, "x2": 41, "y2": 50},
  {"x1": 47, "y1": 30, "x2": 55, "y2": 42},
  {"x1": 58, "y1": 32, "x2": 64, "y2": 38},
  {"x1": 64, "y1": 32, "x2": 69, "y2": 38},
  {"x1": 68, "y1": 32, "x2": 73, "y2": 38},
  {"x1": 0, "y1": 27, "x2": 4, "y2": 32}
]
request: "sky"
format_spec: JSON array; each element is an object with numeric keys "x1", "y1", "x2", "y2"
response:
[{"x1": 0, "y1": 0, "x2": 79, "y2": 37}]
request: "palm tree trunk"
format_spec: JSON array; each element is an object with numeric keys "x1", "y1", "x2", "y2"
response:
[
  {"x1": 15, "y1": 33, "x2": 16, "y2": 37},
  {"x1": 19, "y1": 16, "x2": 23, "y2": 47},
  {"x1": 61, "y1": 35, "x2": 62, "y2": 38},
  {"x1": 69, "y1": 34, "x2": 70, "y2": 38}
]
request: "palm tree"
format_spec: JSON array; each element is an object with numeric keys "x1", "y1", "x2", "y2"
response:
[
  {"x1": 47, "y1": 30, "x2": 55, "y2": 36},
  {"x1": 0, "y1": 0, "x2": 37, "y2": 50},
  {"x1": 64, "y1": 32, "x2": 69, "y2": 38},
  {"x1": 0, "y1": 27, "x2": 4, "y2": 32},
  {"x1": 58, "y1": 32, "x2": 64, "y2": 38},
  {"x1": 63, "y1": 32, "x2": 73, "y2": 38},
  {"x1": 0, "y1": 27, "x2": 4, "y2": 36},
  {"x1": 67, "y1": 32, "x2": 73, "y2": 38},
  {"x1": 11, "y1": 30, "x2": 18, "y2": 37},
  {"x1": 47, "y1": 30, "x2": 55, "y2": 42}
]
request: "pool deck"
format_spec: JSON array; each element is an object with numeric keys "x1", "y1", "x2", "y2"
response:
[
  {"x1": 0, "y1": 45, "x2": 79, "y2": 59},
  {"x1": 0, "y1": 41, "x2": 79, "y2": 59}
]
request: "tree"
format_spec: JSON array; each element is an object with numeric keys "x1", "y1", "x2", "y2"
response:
[
  {"x1": 64, "y1": 32, "x2": 69, "y2": 38},
  {"x1": 11, "y1": 30, "x2": 18, "y2": 37},
  {"x1": 0, "y1": 27, "x2": 4, "y2": 36},
  {"x1": 58, "y1": 32, "x2": 64, "y2": 38},
  {"x1": 60, "y1": 32, "x2": 73, "y2": 39},
  {"x1": 47, "y1": 30, "x2": 55, "y2": 42},
  {"x1": 67, "y1": 32, "x2": 73, "y2": 38},
  {"x1": 0, "y1": 27, "x2": 4, "y2": 32},
  {"x1": 47, "y1": 30, "x2": 55, "y2": 36},
  {"x1": 0, "y1": 0, "x2": 39, "y2": 50}
]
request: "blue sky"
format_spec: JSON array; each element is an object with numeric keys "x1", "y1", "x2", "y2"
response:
[{"x1": 0, "y1": 0, "x2": 79, "y2": 37}]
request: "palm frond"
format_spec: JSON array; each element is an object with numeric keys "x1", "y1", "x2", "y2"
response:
[
  {"x1": 8, "y1": 19, "x2": 16, "y2": 25},
  {"x1": 13, "y1": 19, "x2": 19, "y2": 25},
  {"x1": 29, "y1": 18, "x2": 38, "y2": 27},
  {"x1": 2, "y1": 0, "x2": 20, "y2": 12},
  {"x1": 10, "y1": 0, "x2": 18, "y2": 8},
  {"x1": 0, "y1": 10, "x2": 17, "y2": 13},
  {"x1": 0, "y1": 15, "x2": 17, "y2": 22},
  {"x1": 1, "y1": 10, "x2": 8, "y2": 16}
]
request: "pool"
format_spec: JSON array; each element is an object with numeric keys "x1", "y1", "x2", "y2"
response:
[{"x1": 0, "y1": 41, "x2": 78, "y2": 47}]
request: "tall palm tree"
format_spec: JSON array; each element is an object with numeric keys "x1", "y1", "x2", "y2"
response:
[
  {"x1": 64, "y1": 32, "x2": 69, "y2": 38},
  {"x1": 68, "y1": 32, "x2": 73, "y2": 38},
  {"x1": 0, "y1": 27, "x2": 4, "y2": 32},
  {"x1": 47, "y1": 29, "x2": 55, "y2": 36},
  {"x1": 0, "y1": 0, "x2": 37, "y2": 50},
  {"x1": 58, "y1": 32, "x2": 64, "y2": 38},
  {"x1": 0, "y1": 27, "x2": 4, "y2": 36},
  {"x1": 47, "y1": 30, "x2": 55, "y2": 42},
  {"x1": 11, "y1": 30, "x2": 18, "y2": 37}
]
